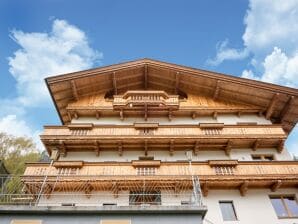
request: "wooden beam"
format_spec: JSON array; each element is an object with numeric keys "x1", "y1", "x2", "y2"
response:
[
  {"x1": 73, "y1": 111, "x2": 78, "y2": 119},
  {"x1": 168, "y1": 109, "x2": 173, "y2": 121},
  {"x1": 213, "y1": 111, "x2": 218, "y2": 119},
  {"x1": 193, "y1": 140, "x2": 200, "y2": 155},
  {"x1": 277, "y1": 139, "x2": 285, "y2": 153},
  {"x1": 175, "y1": 72, "x2": 180, "y2": 94},
  {"x1": 280, "y1": 96, "x2": 294, "y2": 122},
  {"x1": 112, "y1": 182, "x2": 119, "y2": 198},
  {"x1": 94, "y1": 140, "x2": 100, "y2": 157},
  {"x1": 202, "y1": 183, "x2": 208, "y2": 197},
  {"x1": 70, "y1": 80, "x2": 79, "y2": 101},
  {"x1": 271, "y1": 180, "x2": 282, "y2": 192},
  {"x1": 213, "y1": 81, "x2": 221, "y2": 100},
  {"x1": 95, "y1": 111, "x2": 100, "y2": 120},
  {"x1": 144, "y1": 64, "x2": 148, "y2": 90},
  {"x1": 112, "y1": 72, "x2": 117, "y2": 95},
  {"x1": 144, "y1": 140, "x2": 148, "y2": 156},
  {"x1": 59, "y1": 141, "x2": 67, "y2": 157},
  {"x1": 144, "y1": 103, "x2": 148, "y2": 121},
  {"x1": 120, "y1": 109, "x2": 124, "y2": 121},
  {"x1": 225, "y1": 140, "x2": 232, "y2": 156},
  {"x1": 191, "y1": 111, "x2": 197, "y2": 119},
  {"x1": 265, "y1": 93, "x2": 279, "y2": 120},
  {"x1": 252, "y1": 139, "x2": 260, "y2": 151},
  {"x1": 170, "y1": 139, "x2": 174, "y2": 156},
  {"x1": 118, "y1": 141, "x2": 123, "y2": 156},
  {"x1": 239, "y1": 181, "x2": 248, "y2": 196}
]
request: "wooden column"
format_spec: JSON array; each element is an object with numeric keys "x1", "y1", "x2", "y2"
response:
[
  {"x1": 70, "y1": 80, "x2": 79, "y2": 101},
  {"x1": 213, "y1": 81, "x2": 221, "y2": 100},
  {"x1": 280, "y1": 96, "x2": 294, "y2": 122}
]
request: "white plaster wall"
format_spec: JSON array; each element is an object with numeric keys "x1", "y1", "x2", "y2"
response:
[
  {"x1": 71, "y1": 114, "x2": 271, "y2": 125},
  {"x1": 202, "y1": 188, "x2": 298, "y2": 224},
  {"x1": 59, "y1": 148, "x2": 292, "y2": 162},
  {"x1": 38, "y1": 191, "x2": 129, "y2": 206},
  {"x1": 161, "y1": 190, "x2": 193, "y2": 206}
]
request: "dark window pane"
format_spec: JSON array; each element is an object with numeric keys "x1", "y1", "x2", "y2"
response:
[
  {"x1": 270, "y1": 198, "x2": 288, "y2": 217},
  {"x1": 219, "y1": 201, "x2": 237, "y2": 221},
  {"x1": 284, "y1": 196, "x2": 298, "y2": 217}
]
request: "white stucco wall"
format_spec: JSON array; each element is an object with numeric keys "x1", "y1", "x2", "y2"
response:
[
  {"x1": 202, "y1": 188, "x2": 298, "y2": 224},
  {"x1": 71, "y1": 114, "x2": 272, "y2": 125},
  {"x1": 58, "y1": 147, "x2": 292, "y2": 162}
]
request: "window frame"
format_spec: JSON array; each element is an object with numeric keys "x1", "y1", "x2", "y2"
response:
[
  {"x1": 219, "y1": 200, "x2": 238, "y2": 221},
  {"x1": 269, "y1": 195, "x2": 298, "y2": 219}
]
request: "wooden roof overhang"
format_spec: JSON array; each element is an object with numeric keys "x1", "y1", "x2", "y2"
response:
[
  {"x1": 45, "y1": 59, "x2": 298, "y2": 133},
  {"x1": 41, "y1": 124, "x2": 286, "y2": 157},
  {"x1": 23, "y1": 161, "x2": 298, "y2": 197}
]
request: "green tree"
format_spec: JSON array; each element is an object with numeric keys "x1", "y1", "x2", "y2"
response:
[{"x1": 0, "y1": 132, "x2": 41, "y2": 175}]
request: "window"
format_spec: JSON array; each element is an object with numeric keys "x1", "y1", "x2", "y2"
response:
[
  {"x1": 129, "y1": 190, "x2": 161, "y2": 205},
  {"x1": 252, "y1": 154, "x2": 274, "y2": 161},
  {"x1": 100, "y1": 220, "x2": 130, "y2": 224},
  {"x1": 270, "y1": 195, "x2": 298, "y2": 218},
  {"x1": 10, "y1": 221, "x2": 42, "y2": 224},
  {"x1": 136, "y1": 167, "x2": 156, "y2": 175},
  {"x1": 219, "y1": 201, "x2": 237, "y2": 221}
]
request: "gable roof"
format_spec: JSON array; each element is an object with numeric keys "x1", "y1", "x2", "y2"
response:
[{"x1": 45, "y1": 58, "x2": 298, "y2": 133}]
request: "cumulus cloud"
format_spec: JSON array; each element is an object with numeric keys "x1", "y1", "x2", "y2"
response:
[
  {"x1": 207, "y1": 40, "x2": 249, "y2": 66},
  {"x1": 0, "y1": 19, "x2": 101, "y2": 149},
  {"x1": 8, "y1": 19, "x2": 102, "y2": 106}
]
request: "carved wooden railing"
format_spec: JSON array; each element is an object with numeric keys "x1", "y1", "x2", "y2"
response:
[{"x1": 113, "y1": 91, "x2": 179, "y2": 109}]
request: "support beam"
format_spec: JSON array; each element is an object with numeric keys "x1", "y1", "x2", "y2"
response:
[
  {"x1": 239, "y1": 181, "x2": 249, "y2": 196},
  {"x1": 70, "y1": 80, "x2": 79, "y2": 101},
  {"x1": 144, "y1": 103, "x2": 148, "y2": 121},
  {"x1": 213, "y1": 111, "x2": 218, "y2": 120},
  {"x1": 120, "y1": 109, "x2": 124, "y2": 121},
  {"x1": 280, "y1": 96, "x2": 294, "y2": 122},
  {"x1": 168, "y1": 109, "x2": 173, "y2": 121},
  {"x1": 169, "y1": 139, "x2": 174, "y2": 156},
  {"x1": 144, "y1": 140, "x2": 148, "y2": 156},
  {"x1": 265, "y1": 93, "x2": 279, "y2": 120},
  {"x1": 277, "y1": 139, "x2": 285, "y2": 153},
  {"x1": 112, "y1": 72, "x2": 117, "y2": 95},
  {"x1": 73, "y1": 111, "x2": 78, "y2": 119},
  {"x1": 271, "y1": 180, "x2": 282, "y2": 192},
  {"x1": 95, "y1": 111, "x2": 100, "y2": 120},
  {"x1": 213, "y1": 81, "x2": 221, "y2": 100},
  {"x1": 252, "y1": 139, "x2": 260, "y2": 151},
  {"x1": 84, "y1": 183, "x2": 93, "y2": 198},
  {"x1": 174, "y1": 182, "x2": 181, "y2": 197},
  {"x1": 118, "y1": 141, "x2": 123, "y2": 156},
  {"x1": 191, "y1": 111, "x2": 197, "y2": 119},
  {"x1": 202, "y1": 183, "x2": 208, "y2": 197},
  {"x1": 144, "y1": 64, "x2": 148, "y2": 90},
  {"x1": 94, "y1": 140, "x2": 100, "y2": 157},
  {"x1": 67, "y1": 112, "x2": 72, "y2": 121},
  {"x1": 59, "y1": 141, "x2": 67, "y2": 157},
  {"x1": 175, "y1": 72, "x2": 180, "y2": 94},
  {"x1": 193, "y1": 140, "x2": 200, "y2": 156},
  {"x1": 225, "y1": 140, "x2": 232, "y2": 156}
]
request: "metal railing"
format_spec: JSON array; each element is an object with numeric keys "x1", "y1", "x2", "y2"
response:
[{"x1": 0, "y1": 175, "x2": 204, "y2": 207}]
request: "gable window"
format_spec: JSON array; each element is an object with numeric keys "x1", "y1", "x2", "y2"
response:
[
  {"x1": 270, "y1": 195, "x2": 298, "y2": 218},
  {"x1": 219, "y1": 201, "x2": 237, "y2": 221},
  {"x1": 252, "y1": 154, "x2": 274, "y2": 161}
]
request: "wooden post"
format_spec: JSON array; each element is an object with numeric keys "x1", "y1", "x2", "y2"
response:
[
  {"x1": 70, "y1": 80, "x2": 79, "y2": 101},
  {"x1": 112, "y1": 72, "x2": 117, "y2": 95},
  {"x1": 239, "y1": 181, "x2": 248, "y2": 196},
  {"x1": 280, "y1": 96, "x2": 294, "y2": 122},
  {"x1": 213, "y1": 81, "x2": 221, "y2": 100},
  {"x1": 225, "y1": 140, "x2": 232, "y2": 156},
  {"x1": 271, "y1": 180, "x2": 282, "y2": 192},
  {"x1": 175, "y1": 72, "x2": 180, "y2": 94},
  {"x1": 144, "y1": 64, "x2": 148, "y2": 90},
  {"x1": 277, "y1": 139, "x2": 285, "y2": 153},
  {"x1": 252, "y1": 139, "x2": 260, "y2": 151}
]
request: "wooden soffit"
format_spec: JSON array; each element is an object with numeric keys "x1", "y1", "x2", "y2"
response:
[{"x1": 45, "y1": 58, "x2": 298, "y2": 133}]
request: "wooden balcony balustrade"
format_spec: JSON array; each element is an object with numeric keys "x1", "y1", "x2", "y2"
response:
[
  {"x1": 41, "y1": 124, "x2": 286, "y2": 155},
  {"x1": 23, "y1": 161, "x2": 298, "y2": 197}
]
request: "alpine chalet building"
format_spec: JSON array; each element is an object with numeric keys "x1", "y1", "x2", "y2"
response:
[{"x1": 1, "y1": 59, "x2": 298, "y2": 224}]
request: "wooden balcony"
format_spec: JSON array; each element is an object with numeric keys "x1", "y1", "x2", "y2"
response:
[
  {"x1": 23, "y1": 161, "x2": 298, "y2": 197},
  {"x1": 41, "y1": 124, "x2": 286, "y2": 156}
]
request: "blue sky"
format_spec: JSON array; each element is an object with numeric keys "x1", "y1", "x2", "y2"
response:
[{"x1": 0, "y1": 0, "x2": 297, "y2": 154}]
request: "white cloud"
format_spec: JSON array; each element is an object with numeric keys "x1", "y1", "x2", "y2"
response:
[
  {"x1": 8, "y1": 19, "x2": 102, "y2": 107},
  {"x1": 0, "y1": 115, "x2": 42, "y2": 150},
  {"x1": 0, "y1": 19, "x2": 101, "y2": 149},
  {"x1": 207, "y1": 40, "x2": 249, "y2": 66}
]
